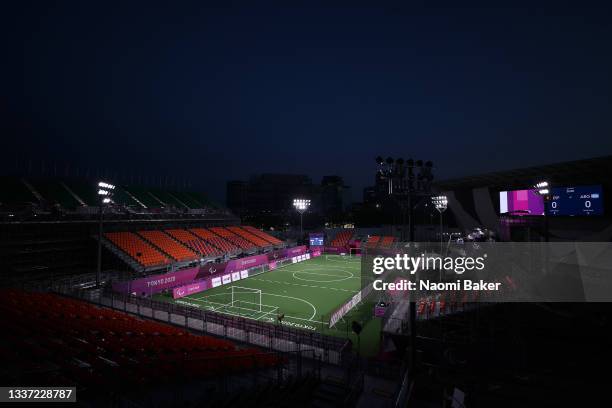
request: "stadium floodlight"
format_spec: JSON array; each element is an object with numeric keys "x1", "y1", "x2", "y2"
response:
[
  {"x1": 534, "y1": 181, "x2": 551, "y2": 242},
  {"x1": 96, "y1": 180, "x2": 115, "y2": 287},
  {"x1": 98, "y1": 181, "x2": 115, "y2": 190},
  {"x1": 375, "y1": 156, "x2": 437, "y2": 376},
  {"x1": 432, "y1": 195, "x2": 448, "y2": 213},
  {"x1": 293, "y1": 198, "x2": 310, "y2": 213},
  {"x1": 293, "y1": 198, "x2": 311, "y2": 239},
  {"x1": 432, "y1": 195, "x2": 448, "y2": 249},
  {"x1": 534, "y1": 181, "x2": 550, "y2": 196}
]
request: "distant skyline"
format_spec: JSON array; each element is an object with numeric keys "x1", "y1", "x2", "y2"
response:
[{"x1": 3, "y1": 1, "x2": 612, "y2": 203}]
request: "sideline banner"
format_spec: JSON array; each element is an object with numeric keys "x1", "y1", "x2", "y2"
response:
[
  {"x1": 114, "y1": 245, "x2": 311, "y2": 297},
  {"x1": 112, "y1": 267, "x2": 200, "y2": 295}
]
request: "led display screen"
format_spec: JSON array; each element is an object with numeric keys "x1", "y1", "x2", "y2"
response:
[
  {"x1": 309, "y1": 233, "x2": 324, "y2": 246},
  {"x1": 548, "y1": 185, "x2": 603, "y2": 216},
  {"x1": 499, "y1": 189, "x2": 545, "y2": 215}
]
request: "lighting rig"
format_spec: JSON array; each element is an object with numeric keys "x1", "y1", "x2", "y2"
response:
[
  {"x1": 96, "y1": 181, "x2": 115, "y2": 286},
  {"x1": 375, "y1": 156, "x2": 435, "y2": 241}
]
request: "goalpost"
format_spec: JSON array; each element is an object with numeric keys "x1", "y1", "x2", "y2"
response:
[
  {"x1": 348, "y1": 247, "x2": 361, "y2": 258},
  {"x1": 231, "y1": 286, "x2": 262, "y2": 313},
  {"x1": 207, "y1": 285, "x2": 278, "y2": 321}
]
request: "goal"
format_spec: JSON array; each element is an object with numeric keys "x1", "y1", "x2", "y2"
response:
[
  {"x1": 348, "y1": 247, "x2": 361, "y2": 258},
  {"x1": 231, "y1": 286, "x2": 262, "y2": 313}
]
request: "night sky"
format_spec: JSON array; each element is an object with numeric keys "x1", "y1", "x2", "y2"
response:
[{"x1": 2, "y1": 1, "x2": 612, "y2": 203}]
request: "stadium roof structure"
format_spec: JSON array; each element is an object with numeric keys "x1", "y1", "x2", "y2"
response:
[{"x1": 435, "y1": 155, "x2": 612, "y2": 191}]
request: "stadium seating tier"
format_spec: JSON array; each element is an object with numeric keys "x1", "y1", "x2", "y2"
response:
[
  {"x1": 0, "y1": 290, "x2": 281, "y2": 390},
  {"x1": 331, "y1": 230, "x2": 353, "y2": 247},
  {"x1": 209, "y1": 227, "x2": 256, "y2": 250},
  {"x1": 227, "y1": 226, "x2": 270, "y2": 247},
  {"x1": 165, "y1": 229, "x2": 222, "y2": 257},
  {"x1": 138, "y1": 230, "x2": 198, "y2": 262},
  {"x1": 105, "y1": 232, "x2": 170, "y2": 267},
  {"x1": 189, "y1": 228, "x2": 240, "y2": 253},
  {"x1": 241, "y1": 225, "x2": 282, "y2": 245}
]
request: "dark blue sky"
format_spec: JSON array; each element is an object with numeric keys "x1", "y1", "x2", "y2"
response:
[{"x1": 2, "y1": 1, "x2": 612, "y2": 202}]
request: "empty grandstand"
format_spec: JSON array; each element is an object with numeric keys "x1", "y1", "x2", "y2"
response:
[
  {"x1": 226, "y1": 226, "x2": 271, "y2": 247},
  {"x1": 209, "y1": 227, "x2": 257, "y2": 251},
  {"x1": 365, "y1": 235, "x2": 380, "y2": 249},
  {"x1": 189, "y1": 227, "x2": 241, "y2": 254},
  {"x1": 0, "y1": 176, "x2": 228, "y2": 220},
  {"x1": 0, "y1": 289, "x2": 286, "y2": 395},
  {"x1": 241, "y1": 225, "x2": 283, "y2": 245},
  {"x1": 104, "y1": 231, "x2": 170, "y2": 268},
  {"x1": 165, "y1": 229, "x2": 223, "y2": 257},
  {"x1": 379, "y1": 236, "x2": 395, "y2": 248},
  {"x1": 138, "y1": 230, "x2": 198, "y2": 262},
  {"x1": 330, "y1": 230, "x2": 354, "y2": 247}
]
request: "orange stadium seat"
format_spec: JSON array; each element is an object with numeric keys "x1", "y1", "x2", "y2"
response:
[
  {"x1": 226, "y1": 226, "x2": 270, "y2": 247},
  {"x1": 105, "y1": 232, "x2": 169, "y2": 267},
  {"x1": 331, "y1": 230, "x2": 353, "y2": 247},
  {"x1": 241, "y1": 225, "x2": 282, "y2": 245},
  {"x1": 209, "y1": 227, "x2": 255, "y2": 250},
  {"x1": 138, "y1": 230, "x2": 198, "y2": 262},
  {"x1": 366, "y1": 235, "x2": 381, "y2": 248},
  {"x1": 189, "y1": 228, "x2": 240, "y2": 253},
  {"x1": 379, "y1": 236, "x2": 395, "y2": 248},
  {"x1": 165, "y1": 229, "x2": 222, "y2": 257}
]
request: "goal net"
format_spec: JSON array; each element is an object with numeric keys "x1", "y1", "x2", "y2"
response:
[
  {"x1": 348, "y1": 247, "x2": 361, "y2": 257},
  {"x1": 231, "y1": 286, "x2": 262, "y2": 313}
]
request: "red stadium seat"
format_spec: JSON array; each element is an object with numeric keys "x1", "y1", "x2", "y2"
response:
[
  {"x1": 0, "y1": 289, "x2": 278, "y2": 388},
  {"x1": 330, "y1": 230, "x2": 353, "y2": 247}
]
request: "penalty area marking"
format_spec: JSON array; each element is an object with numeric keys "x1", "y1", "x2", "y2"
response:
[
  {"x1": 193, "y1": 289, "x2": 319, "y2": 321},
  {"x1": 250, "y1": 277, "x2": 358, "y2": 293},
  {"x1": 292, "y1": 269, "x2": 354, "y2": 283}
]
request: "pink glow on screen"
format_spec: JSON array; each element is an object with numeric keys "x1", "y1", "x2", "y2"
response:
[{"x1": 500, "y1": 189, "x2": 544, "y2": 215}]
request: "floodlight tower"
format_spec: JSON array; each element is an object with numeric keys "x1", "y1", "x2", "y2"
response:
[
  {"x1": 534, "y1": 181, "x2": 550, "y2": 242},
  {"x1": 375, "y1": 156, "x2": 435, "y2": 241},
  {"x1": 293, "y1": 198, "x2": 310, "y2": 240},
  {"x1": 375, "y1": 156, "x2": 435, "y2": 376},
  {"x1": 432, "y1": 195, "x2": 448, "y2": 248},
  {"x1": 96, "y1": 181, "x2": 115, "y2": 287}
]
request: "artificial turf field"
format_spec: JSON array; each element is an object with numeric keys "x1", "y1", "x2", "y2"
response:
[{"x1": 154, "y1": 255, "x2": 381, "y2": 356}]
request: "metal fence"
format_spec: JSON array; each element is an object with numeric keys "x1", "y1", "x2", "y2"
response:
[{"x1": 56, "y1": 285, "x2": 351, "y2": 366}]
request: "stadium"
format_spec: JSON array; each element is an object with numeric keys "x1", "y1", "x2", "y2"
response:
[
  {"x1": 3, "y1": 3, "x2": 612, "y2": 407},
  {"x1": 3, "y1": 153, "x2": 612, "y2": 406}
]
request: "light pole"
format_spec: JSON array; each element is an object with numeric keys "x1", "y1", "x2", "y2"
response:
[
  {"x1": 534, "y1": 181, "x2": 550, "y2": 242},
  {"x1": 97, "y1": 181, "x2": 115, "y2": 287},
  {"x1": 432, "y1": 195, "x2": 448, "y2": 285},
  {"x1": 432, "y1": 195, "x2": 448, "y2": 248},
  {"x1": 375, "y1": 156, "x2": 435, "y2": 375},
  {"x1": 375, "y1": 157, "x2": 434, "y2": 241},
  {"x1": 534, "y1": 181, "x2": 551, "y2": 276},
  {"x1": 292, "y1": 198, "x2": 310, "y2": 241}
]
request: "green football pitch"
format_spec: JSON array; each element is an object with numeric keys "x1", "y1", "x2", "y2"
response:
[{"x1": 153, "y1": 255, "x2": 381, "y2": 355}]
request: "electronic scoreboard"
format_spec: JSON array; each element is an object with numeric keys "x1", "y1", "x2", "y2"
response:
[
  {"x1": 309, "y1": 233, "x2": 324, "y2": 246},
  {"x1": 547, "y1": 185, "x2": 603, "y2": 216}
]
